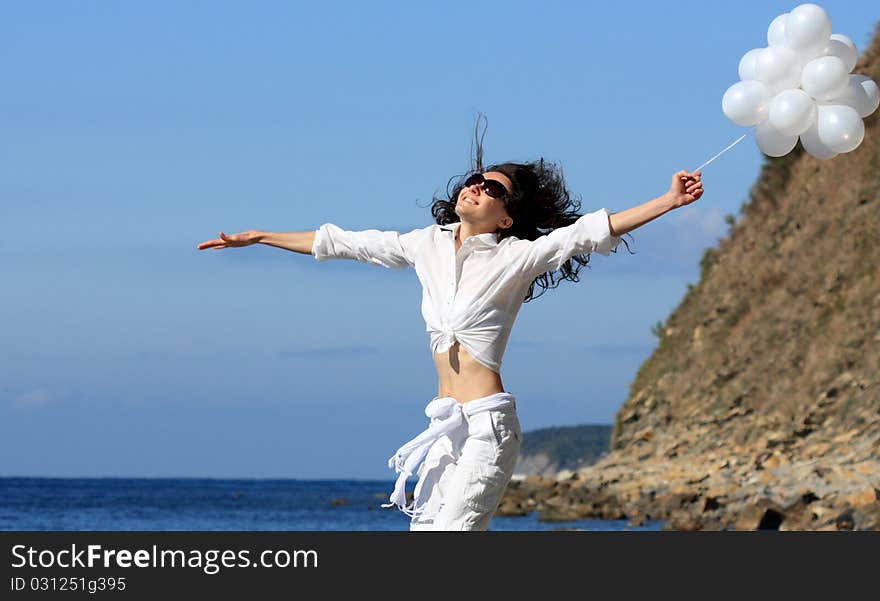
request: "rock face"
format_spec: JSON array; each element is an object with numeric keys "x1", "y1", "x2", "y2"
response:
[{"x1": 499, "y1": 23, "x2": 880, "y2": 531}]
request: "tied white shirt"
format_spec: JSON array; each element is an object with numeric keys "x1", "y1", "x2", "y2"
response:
[
  {"x1": 380, "y1": 392, "x2": 516, "y2": 516},
  {"x1": 311, "y1": 208, "x2": 622, "y2": 373}
]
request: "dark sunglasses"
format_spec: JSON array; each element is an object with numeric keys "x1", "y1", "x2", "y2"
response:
[{"x1": 463, "y1": 172, "x2": 509, "y2": 200}]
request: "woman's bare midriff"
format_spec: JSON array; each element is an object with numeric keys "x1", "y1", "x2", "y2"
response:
[{"x1": 432, "y1": 340, "x2": 505, "y2": 404}]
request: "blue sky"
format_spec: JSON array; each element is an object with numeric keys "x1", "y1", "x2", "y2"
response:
[{"x1": 2, "y1": 1, "x2": 877, "y2": 479}]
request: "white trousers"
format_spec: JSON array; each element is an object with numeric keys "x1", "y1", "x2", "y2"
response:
[{"x1": 384, "y1": 391, "x2": 523, "y2": 531}]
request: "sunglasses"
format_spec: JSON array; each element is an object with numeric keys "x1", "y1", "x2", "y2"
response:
[{"x1": 463, "y1": 172, "x2": 510, "y2": 200}]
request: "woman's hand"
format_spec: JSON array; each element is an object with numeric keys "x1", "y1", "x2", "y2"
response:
[
  {"x1": 197, "y1": 230, "x2": 262, "y2": 250},
  {"x1": 666, "y1": 169, "x2": 703, "y2": 209}
]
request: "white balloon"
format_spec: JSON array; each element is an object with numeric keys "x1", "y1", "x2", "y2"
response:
[
  {"x1": 722, "y1": 80, "x2": 770, "y2": 126},
  {"x1": 830, "y1": 33, "x2": 858, "y2": 53},
  {"x1": 796, "y1": 41, "x2": 828, "y2": 66},
  {"x1": 769, "y1": 89, "x2": 817, "y2": 136},
  {"x1": 820, "y1": 33, "x2": 858, "y2": 72},
  {"x1": 801, "y1": 56, "x2": 849, "y2": 101},
  {"x1": 756, "y1": 120, "x2": 799, "y2": 157},
  {"x1": 767, "y1": 14, "x2": 788, "y2": 46},
  {"x1": 799, "y1": 120, "x2": 838, "y2": 159},
  {"x1": 826, "y1": 75, "x2": 880, "y2": 118},
  {"x1": 756, "y1": 45, "x2": 802, "y2": 95},
  {"x1": 785, "y1": 3, "x2": 832, "y2": 54},
  {"x1": 816, "y1": 104, "x2": 865, "y2": 153},
  {"x1": 738, "y1": 48, "x2": 763, "y2": 81}
]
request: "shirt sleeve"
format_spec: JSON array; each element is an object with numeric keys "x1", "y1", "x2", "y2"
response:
[
  {"x1": 518, "y1": 208, "x2": 622, "y2": 277},
  {"x1": 311, "y1": 223, "x2": 427, "y2": 269}
]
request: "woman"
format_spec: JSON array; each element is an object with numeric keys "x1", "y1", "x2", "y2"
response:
[{"x1": 196, "y1": 123, "x2": 703, "y2": 531}]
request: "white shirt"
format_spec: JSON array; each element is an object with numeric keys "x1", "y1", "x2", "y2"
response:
[
  {"x1": 311, "y1": 208, "x2": 621, "y2": 373},
  {"x1": 381, "y1": 392, "x2": 516, "y2": 517}
]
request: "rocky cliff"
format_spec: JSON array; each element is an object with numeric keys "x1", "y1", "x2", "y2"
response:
[{"x1": 499, "y1": 23, "x2": 880, "y2": 530}]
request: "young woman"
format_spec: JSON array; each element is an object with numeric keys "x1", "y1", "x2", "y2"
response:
[{"x1": 196, "y1": 124, "x2": 703, "y2": 531}]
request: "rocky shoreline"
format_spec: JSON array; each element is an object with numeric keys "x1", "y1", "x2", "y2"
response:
[{"x1": 497, "y1": 377, "x2": 880, "y2": 531}]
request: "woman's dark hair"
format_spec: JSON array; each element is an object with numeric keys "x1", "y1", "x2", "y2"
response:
[{"x1": 430, "y1": 113, "x2": 634, "y2": 302}]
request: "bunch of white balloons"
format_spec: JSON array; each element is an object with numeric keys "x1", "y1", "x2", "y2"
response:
[{"x1": 722, "y1": 3, "x2": 879, "y2": 159}]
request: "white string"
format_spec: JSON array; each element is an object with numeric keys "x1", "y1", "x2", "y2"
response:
[{"x1": 691, "y1": 125, "x2": 757, "y2": 173}]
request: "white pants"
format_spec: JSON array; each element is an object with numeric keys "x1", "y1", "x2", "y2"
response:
[{"x1": 406, "y1": 392, "x2": 522, "y2": 531}]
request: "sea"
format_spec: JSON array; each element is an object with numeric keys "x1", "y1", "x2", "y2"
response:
[{"x1": 0, "y1": 477, "x2": 665, "y2": 531}]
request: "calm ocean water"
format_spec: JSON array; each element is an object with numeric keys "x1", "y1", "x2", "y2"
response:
[{"x1": 0, "y1": 478, "x2": 665, "y2": 531}]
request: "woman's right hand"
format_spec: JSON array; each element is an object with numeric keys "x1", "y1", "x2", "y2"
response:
[{"x1": 197, "y1": 230, "x2": 262, "y2": 250}]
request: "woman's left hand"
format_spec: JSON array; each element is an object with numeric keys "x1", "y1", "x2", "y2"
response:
[{"x1": 667, "y1": 170, "x2": 703, "y2": 209}]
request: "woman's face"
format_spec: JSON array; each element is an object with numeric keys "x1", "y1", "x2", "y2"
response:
[{"x1": 455, "y1": 170, "x2": 514, "y2": 231}]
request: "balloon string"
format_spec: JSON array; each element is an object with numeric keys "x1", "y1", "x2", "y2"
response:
[{"x1": 691, "y1": 125, "x2": 757, "y2": 173}]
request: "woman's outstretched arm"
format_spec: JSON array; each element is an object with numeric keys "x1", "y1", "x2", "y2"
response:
[
  {"x1": 196, "y1": 230, "x2": 316, "y2": 254},
  {"x1": 516, "y1": 169, "x2": 704, "y2": 278},
  {"x1": 256, "y1": 231, "x2": 316, "y2": 254},
  {"x1": 198, "y1": 225, "x2": 426, "y2": 270},
  {"x1": 608, "y1": 169, "x2": 703, "y2": 237}
]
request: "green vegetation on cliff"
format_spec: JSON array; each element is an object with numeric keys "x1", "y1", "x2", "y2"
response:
[{"x1": 517, "y1": 424, "x2": 612, "y2": 474}]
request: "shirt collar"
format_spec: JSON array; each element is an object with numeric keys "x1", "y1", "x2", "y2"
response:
[{"x1": 439, "y1": 221, "x2": 499, "y2": 247}]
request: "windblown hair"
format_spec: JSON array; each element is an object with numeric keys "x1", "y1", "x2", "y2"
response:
[{"x1": 430, "y1": 114, "x2": 634, "y2": 303}]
